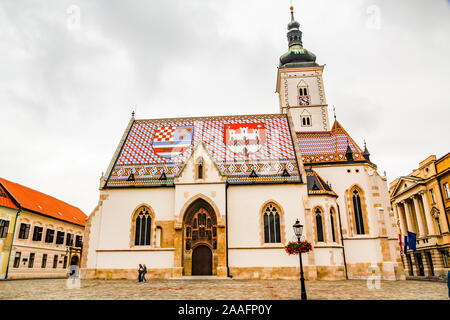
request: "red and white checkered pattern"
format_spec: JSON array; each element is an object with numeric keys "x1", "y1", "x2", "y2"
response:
[{"x1": 153, "y1": 126, "x2": 175, "y2": 142}]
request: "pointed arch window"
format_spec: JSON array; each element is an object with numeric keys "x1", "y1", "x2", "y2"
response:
[
  {"x1": 315, "y1": 208, "x2": 325, "y2": 242},
  {"x1": 196, "y1": 157, "x2": 204, "y2": 180},
  {"x1": 330, "y1": 208, "x2": 337, "y2": 242},
  {"x1": 352, "y1": 189, "x2": 365, "y2": 235},
  {"x1": 134, "y1": 207, "x2": 152, "y2": 246},
  {"x1": 263, "y1": 203, "x2": 281, "y2": 243}
]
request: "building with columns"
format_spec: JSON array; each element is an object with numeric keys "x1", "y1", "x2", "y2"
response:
[
  {"x1": 390, "y1": 154, "x2": 450, "y2": 279},
  {"x1": 82, "y1": 8, "x2": 404, "y2": 281}
]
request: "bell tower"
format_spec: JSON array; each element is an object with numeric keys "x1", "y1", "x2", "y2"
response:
[{"x1": 276, "y1": 6, "x2": 330, "y2": 132}]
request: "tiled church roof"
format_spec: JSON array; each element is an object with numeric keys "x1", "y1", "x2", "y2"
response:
[
  {"x1": 0, "y1": 178, "x2": 87, "y2": 227},
  {"x1": 305, "y1": 167, "x2": 337, "y2": 197},
  {"x1": 105, "y1": 114, "x2": 302, "y2": 187},
  {"x1": 297, "y1": 121, "x2": 368, "y2": 164}
]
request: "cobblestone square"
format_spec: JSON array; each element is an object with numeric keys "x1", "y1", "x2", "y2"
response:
[{"x1": 0, "y1": 279, "x2": 448, "y2": 300}]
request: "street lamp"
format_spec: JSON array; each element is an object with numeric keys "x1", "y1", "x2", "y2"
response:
[{"x1": 293, "y1": 219, "x2": 307, "y2": 300}]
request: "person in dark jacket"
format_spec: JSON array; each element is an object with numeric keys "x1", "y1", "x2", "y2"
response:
[
  {"x1": 447, "y1": 270, "x2": 450, "y2": 298},
  {"x1": 142, "y1": 264, "x2": 147, "y2": 282},
  {"x1": 138, "y1": 264, "x2": 143, "y2": 282}
]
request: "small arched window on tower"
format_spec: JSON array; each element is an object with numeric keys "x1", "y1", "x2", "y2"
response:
[
  {"x1": 297, "y1": 80, "x2": 310, "y2": 106},
  {"x1": 352, "y1": 189, "x2": 365, "y2": 235},
  {"x1": 263, "y1": 203, "x2": 281, "y2": 243},
  {"x1": 196, "y1": 157, "x2": 204, "y2": 180},
  {"x1": 300, "y1": 110, "x2": 312, "y2": 127}
]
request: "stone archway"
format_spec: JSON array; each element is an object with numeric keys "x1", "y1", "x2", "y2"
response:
[{"x1": 182, "y1": 198, "x2": 218, "y2": 276}]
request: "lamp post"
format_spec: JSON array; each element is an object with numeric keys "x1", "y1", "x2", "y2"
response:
[{"x1": 293, "y1": 219, "x2": 307, "y2": 300}]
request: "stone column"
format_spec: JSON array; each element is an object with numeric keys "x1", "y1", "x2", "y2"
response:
[
  {"x1": 394, "y1": 203, "x2": 407, "y2": 235},
  {"x1": 412, "y1": 196, "x2": 426, "y2": 237},
  {"x1": 172, "y1": 222, "x2": 183, "y2": 278},
  {"x1": 216, "y1": 216, "x2": 228, "y2": 277},
  {"x1": 401, "y1": 200, "x2": 413, "y2": 234},
  {"x1": 419, "y1": 192, "x2": 435, "y2": 235}
]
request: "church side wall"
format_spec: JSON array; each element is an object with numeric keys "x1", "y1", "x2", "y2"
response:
[
  {"x1": 314, "y1": 164, "x2": 404, "y2": 280},
  {"x1": 83, "y1": 188, "x2": 175, "y2": 279},
  {"x1": 227, "y1": 184, "x2": 316, "y2": 279}
]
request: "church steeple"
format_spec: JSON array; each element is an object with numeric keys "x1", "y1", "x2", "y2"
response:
[{"x1": 279, "y1": 6, "x2": 317, "y2": 68}]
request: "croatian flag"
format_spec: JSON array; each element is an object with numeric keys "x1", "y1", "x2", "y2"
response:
[{"x1": 152, "y1": 125, "x2": 194, "y2": 159}]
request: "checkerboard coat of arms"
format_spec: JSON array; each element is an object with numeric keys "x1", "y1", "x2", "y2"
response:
[
  {"x1": 224, "y1": 123, "x2": 266, "y2": 156},
  {"x1": 152, "y1": 125, "x2": 194, "y2": 158}
]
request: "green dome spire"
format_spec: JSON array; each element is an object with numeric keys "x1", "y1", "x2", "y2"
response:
[{"x1": 279, "y1": 7, "x2": 318, "y2": 68}]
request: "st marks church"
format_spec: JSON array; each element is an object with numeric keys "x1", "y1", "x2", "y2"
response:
[{"x1": 81, "y1": 8, "x2": 405, "y2": 281}]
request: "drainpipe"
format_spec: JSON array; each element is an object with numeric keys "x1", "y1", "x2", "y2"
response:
[
  {"x1": 5, "y1": 208, "x2": 22, "y2": 279},
  {"x1": 225, "y1": 183, "x2": 230, "y2": 278},
  {"x1": 336, "y1": 203, "x2": 348, "y2": 280}
]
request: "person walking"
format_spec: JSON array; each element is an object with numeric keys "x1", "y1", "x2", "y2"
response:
[
  {"x1": 138, "y1": 264, "x2": 143, "y2": 283},
  {"x1": 142, "y1": 264, "x2": 147, "y2": 282}
]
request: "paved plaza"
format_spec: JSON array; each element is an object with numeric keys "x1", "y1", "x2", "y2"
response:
[{"x1": 0, "y1": 278, "x2": 448, "y2": 300}]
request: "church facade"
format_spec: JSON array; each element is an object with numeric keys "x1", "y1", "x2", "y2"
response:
[{"x1": 81, "y1": 9, "x2": 405, "y2": 281}]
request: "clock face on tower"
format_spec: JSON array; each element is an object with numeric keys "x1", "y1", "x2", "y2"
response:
[{"x1": 299, "y1": 95, "x2": 310, "y2": 106}]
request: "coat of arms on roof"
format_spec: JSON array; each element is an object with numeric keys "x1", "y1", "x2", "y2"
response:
[
  {"x1": 152, "y1": 125, "x2": 194, "y2": 159},
  {"x1": 224, "y1": 123, "x2": 266, "y2": 157}
]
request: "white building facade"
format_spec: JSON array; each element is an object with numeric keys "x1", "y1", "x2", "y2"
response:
[{"x1": 82, "y1": 9, "x2": 404, "y2": 281}]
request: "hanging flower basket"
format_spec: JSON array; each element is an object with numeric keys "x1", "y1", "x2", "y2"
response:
[{"x1": 284, "y1": 241, "x2": 312, "y2": 255}]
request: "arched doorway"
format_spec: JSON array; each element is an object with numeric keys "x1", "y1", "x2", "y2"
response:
[
  {"x1": 70, "y1": 255, "x2": 79, "y2": 266},
  {"x1": 182, "y1": 198, "x2": 218, "y2": 276},
  {"x1": 192, "y1": 245, "x2": 212, "y2": 275}
]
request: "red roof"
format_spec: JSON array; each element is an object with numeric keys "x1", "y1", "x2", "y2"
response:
[
  {"x1": 297, "y1": 121, "x2": 367, "y2": 164},
  {"x1": 0, "y1": 178, "x2": 87, "y2": 227},
  {"x1": 0, "y1": 184, "x2": 19, "y2": 210}
]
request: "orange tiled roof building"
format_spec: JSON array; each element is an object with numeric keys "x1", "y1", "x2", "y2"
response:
[{"x1": 0, "y1": 177, "x2": 87, "y2": 279}]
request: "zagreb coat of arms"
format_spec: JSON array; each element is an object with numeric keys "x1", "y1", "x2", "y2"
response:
[{"x1": 224, "y1": 123, "x2": 266, "y2": 156}]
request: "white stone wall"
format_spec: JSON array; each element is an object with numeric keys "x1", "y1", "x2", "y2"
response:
[{"x1": 227, "y1": 184, "x2": 307, "y2": 267}]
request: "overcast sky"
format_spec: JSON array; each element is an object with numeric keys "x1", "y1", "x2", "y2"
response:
[{"x1": 0, "y1": 0, "x2": 449, "y2": 215}]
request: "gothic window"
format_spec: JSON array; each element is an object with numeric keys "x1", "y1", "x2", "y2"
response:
[
  {"x1": 315, "y1": 208, "x2": 325, "y2": 242},
  {"x1": 352, "y1": 189, "x2": 365, "y2": 235},
  {"x1": 184, "y1": 208, "x2": 216, "y2": 251},
  {"x1": 263, "y1": 203, "x2": 282, "y2": 243},
  {"x1": 196, "y1": 157, "x2": 204, "y2": 180},
  {"x1": 134, "y1": 207, "x2": 152, "y2": 246},
  {"x1": 330, "y1": 208, "x2": 337, "y2": 242}
]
